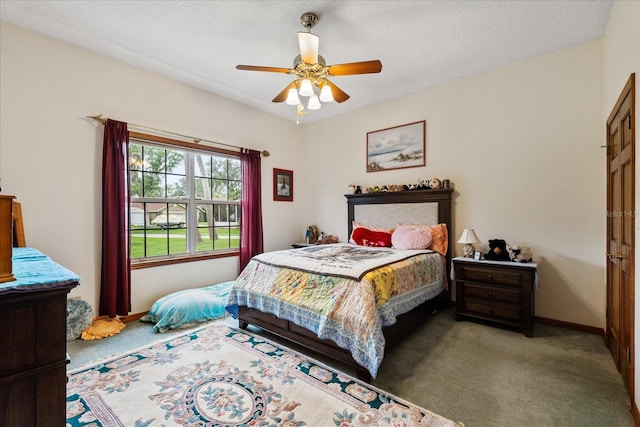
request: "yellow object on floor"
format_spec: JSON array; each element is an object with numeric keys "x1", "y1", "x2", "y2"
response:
[{"x1": 81, "y1": 316, "x2": 126, "y2": 340}]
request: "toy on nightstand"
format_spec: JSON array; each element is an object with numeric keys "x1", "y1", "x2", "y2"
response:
[
  {"x1": 307, "y1": 225, "x2": 320, "y2": 244},
  {"x1": 508, "y1": 245, "x2": 533, "y2": 263},
  {"x1": 484, "y1": 239, "x2": 511, "y2": 261}
]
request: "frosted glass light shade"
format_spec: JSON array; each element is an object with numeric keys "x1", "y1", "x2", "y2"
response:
[
  {"x1": 285, "y1": 87, "x2": 300, "y2": 105},
  {"x1": 319, "y1": 83, "x2": 334, "y2": 102},
  {"x1": 298, "y1": 79, "x2": 314, "y2": 97},
  {"x1": 307, "y1": 94, "x2": 321, "y2": 110},
  {"x1": 298, "y1": 32, "x2": 319, "y2": 64}
]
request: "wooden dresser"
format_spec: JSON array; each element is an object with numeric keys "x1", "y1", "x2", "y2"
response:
[
  {"x1": 453, "y1": 256, "x2": 538, "y2": 337},
  {"x1": 0, "y1": 248, "x2": 80, "y2": 427}
]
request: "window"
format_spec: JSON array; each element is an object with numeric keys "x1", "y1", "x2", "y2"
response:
[{"x1": 128, "y1": 133, "x2": 241, "y2": 267}]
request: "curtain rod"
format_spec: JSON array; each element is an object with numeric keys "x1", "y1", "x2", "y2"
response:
[{"x1": 86, "y1": 114, "x2": 270, "y2": 157}]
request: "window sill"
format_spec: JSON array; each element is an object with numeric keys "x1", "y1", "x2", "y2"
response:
[{"x1": 131, "y1": 250, "x2": 238, "y2": 269}]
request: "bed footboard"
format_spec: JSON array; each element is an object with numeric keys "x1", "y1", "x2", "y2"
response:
[
  {"x1": 238, "y1": 306, "x2": 372, "y2": 381},
  {"x1": 237, "y1": 294, "x2": 445, "y2": 383}
]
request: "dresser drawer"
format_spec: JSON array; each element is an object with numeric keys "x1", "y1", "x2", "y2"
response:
[
  {"x1": 457, "y1": 264, "x2": 523, "y2": 288},
  {"x1": 464, "y1": 300, "x2": 521, "y2": 322},
  {"x1": 463, "y1": 283, "x2": 521, "y2": 304}
]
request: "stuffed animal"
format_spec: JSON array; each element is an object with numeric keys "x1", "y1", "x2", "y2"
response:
[
  {"x1": 307, "y1": 225, "x2": 320, "y2": 244},
  {"x1": 429, "y1": 178, "x2": 442, "y2": 189},
  {"x1": 484, "y1": 239, "x2": 511, "y2": 261},
  {"x1": 508, "y1": 245, "x2": 533, "y2": 263}
]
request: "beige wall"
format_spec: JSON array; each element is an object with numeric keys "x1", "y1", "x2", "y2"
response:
[
  {"x1": 602, "y1": 0, "x2": 640, "y2": 411},
  {"x1": 0, "y1": 17, "x2": 623, "y2": 332},
  {"x1": 0, "y1": 22, "x2": 305, "y2": 313},
  {"x1": 303, "y1": 40, "x2": 605, "y2": 327}
]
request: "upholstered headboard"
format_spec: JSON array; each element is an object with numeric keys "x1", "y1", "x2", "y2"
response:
[{"x1": 345, "y1": 188, "x2": 454, "y2": 278}]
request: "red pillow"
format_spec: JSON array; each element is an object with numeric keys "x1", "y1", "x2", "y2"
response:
[{"x1": 351, "y1": 227, "x2": 393, "y2": 247}]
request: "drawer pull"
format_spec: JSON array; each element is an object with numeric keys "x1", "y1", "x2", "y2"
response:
[
  {"x1": 488, "y1": 307, "x2": 494, "y2": 314},
  {"x1": 487, "y1": 291, "x2": 494, "y2": 297},
  {"x1": 487, "y1": 275, "x2": 494, "y2": 281}
]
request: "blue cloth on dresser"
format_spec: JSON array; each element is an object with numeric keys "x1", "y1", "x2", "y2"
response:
[{"x1": 2, "y1": 247, "x2": 80, "y2": 294}]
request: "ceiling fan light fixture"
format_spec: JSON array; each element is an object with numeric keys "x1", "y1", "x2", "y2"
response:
[
  {"x1": 299, "y1": 78, "x2": 314, "y2": 97},
  {"x1": 298, "y1": 32, "x2": 319, "y2": 64},
  {"x1": 235, "y1": 11, "x2": 382, "y2": 121},
  {"x1": 286, "y1": 87, "x2": 301, "y2": 105},
  {"x1": 319, "y1": 83, "x2": 334, "y2": 102},
  {"x1": 307, "y1": 94, "x2": 322, "y2": 110}
]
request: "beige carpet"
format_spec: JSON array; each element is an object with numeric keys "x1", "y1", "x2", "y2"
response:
[{"x1": 68, "y1": 307, "x2": 634, "y2": 426}]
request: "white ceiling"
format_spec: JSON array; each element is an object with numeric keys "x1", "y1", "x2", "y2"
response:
[{"x1": 0, "y1": 1, "x2": 612, "y2": 124}]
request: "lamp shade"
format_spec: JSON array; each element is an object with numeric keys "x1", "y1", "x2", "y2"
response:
[
  {"x1": 298, "y1": 32, "x2": 319, "y2": 64},
  {"x1": 307, "y1": 94, "x2": 322, "y2": 110},
  {"x1": 299, "y1": 79, "x2": 314, "y2": 97},
  {"x1": 319, "y1": 83, "x2": 334, "y2": 102},
  {"x1": 457, "y1": 228, "x2": 480, "y2": 244},
  {"x1": 285, "y1": 87, "x2": 301, "y2": 105}
]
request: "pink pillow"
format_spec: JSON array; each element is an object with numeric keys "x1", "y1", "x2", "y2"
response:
[
  {"x1": 392, "y1": 225, "x2": 433, "y2": 250},
  {"x1": 397, "y1": 223, "x2": 448, "y2": 256},
  {"x1": 351, "y1": 227, "x2": 393, "y2": 247}
]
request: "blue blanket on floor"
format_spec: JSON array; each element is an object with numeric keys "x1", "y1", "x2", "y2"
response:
[{"x1": 141, "y1": 281, "x2": 234, "y2": 332}]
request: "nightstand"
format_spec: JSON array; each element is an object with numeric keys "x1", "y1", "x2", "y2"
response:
[
  {"x1": 452, "y1": 256, "x2": 538, "y2": 337},
  {"x1": 291, "y1": 243, "x2": 315, "y2": 248}
]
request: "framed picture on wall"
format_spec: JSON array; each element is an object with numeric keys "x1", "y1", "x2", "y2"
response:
[
  {"x1": 273, "y1": 168, "x2": 293, "y2": 202},
  {"x1": 366, "y1": 120, "x2": 426, "y2": 172}
]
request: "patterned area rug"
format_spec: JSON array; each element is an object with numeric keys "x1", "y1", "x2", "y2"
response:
[{"x1": 66, "y1": 321, "x2": 463, "y2": 426}]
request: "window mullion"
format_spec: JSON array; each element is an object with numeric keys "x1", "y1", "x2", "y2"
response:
[{"x1": 186, "y1": 152, "x2": 197, "y2": 254}]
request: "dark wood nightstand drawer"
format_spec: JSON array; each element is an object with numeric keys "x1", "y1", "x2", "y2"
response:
[
  {"x1": 463, "y1": 283, "x2": 521, "y2": 304},
  {"x1": 457, "y1": 264, "x2": 523, "y2": 288},
  {"x1": 453, "y1": 257, "x2": 537, "y2": 337},
  {"x1": 464, "y1": 300, "x2": 521, "y2": 322}
]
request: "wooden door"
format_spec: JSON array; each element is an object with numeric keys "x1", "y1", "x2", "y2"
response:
[{"x1": 606, "y1": 73, "x2": 635, "y2": 396}]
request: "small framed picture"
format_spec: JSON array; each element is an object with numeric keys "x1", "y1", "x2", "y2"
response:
[
  {"x1": 273, "y1": 168, "x2": 293, "y2": 202},
  {"x1": 473, "y1": 251, "x2": 481, "y2": 260}
]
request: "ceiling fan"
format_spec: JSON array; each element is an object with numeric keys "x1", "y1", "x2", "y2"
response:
[{"x1": 236, "y1": 12, "x2": 382, "y2": 117}]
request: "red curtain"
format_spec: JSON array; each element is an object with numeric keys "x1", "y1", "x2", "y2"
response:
[
  {"x1": 99, "y1": 119, "x2": 131, "y2": 317},
  {"x1": 239, "y1": 149, "x2": 263, "y2": 271}
]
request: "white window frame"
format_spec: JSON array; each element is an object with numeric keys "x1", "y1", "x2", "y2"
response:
[{"x1": 128, "y1": 132, "x2": 241, "y2": 269}]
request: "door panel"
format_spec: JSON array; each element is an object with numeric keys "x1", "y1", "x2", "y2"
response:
[{"x1": 606, "y1": 73, "x2": 635, "y2": 396}]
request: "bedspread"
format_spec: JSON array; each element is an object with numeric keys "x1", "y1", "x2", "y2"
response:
[{"x1": 225, "y1": 248, "x2": 444, "y2": 378}]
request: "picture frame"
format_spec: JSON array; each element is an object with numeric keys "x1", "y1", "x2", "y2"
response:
[
  {"x1": 366, "y1": 120, "x2": 426, "y2": 172},
  {"x1": 474, "y1": 251, "x2": 481, "y2": 260},
  {"x1": 273, "y1": 168, "x2": 293, "y2": 202}
]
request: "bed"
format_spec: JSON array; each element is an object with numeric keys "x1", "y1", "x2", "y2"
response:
[{"x1": 226, "y1": 188, "x2": 453, "y2": 382}]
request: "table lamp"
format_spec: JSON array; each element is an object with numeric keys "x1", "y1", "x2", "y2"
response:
[{"x1": 458, "y1": 228, "x2": 481, "y2": 258}]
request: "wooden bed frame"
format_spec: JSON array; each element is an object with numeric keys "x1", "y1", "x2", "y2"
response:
[{"x1": 238, "y1": 188, "x2": 454, "y2": 382}]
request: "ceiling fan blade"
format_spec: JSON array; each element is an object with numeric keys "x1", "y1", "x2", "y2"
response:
[
  {"x1": 325, "y1": 80, "x2": 350, "y2": 103},
  {"x1": 327, "y1": 60, "x2": 383, "y2": 76},
  {"x1": 272, "y1": 83, "x2": 292, "y2": 103},
  {"x1": 236, "y1": 65, "x2": 292, "y2": 73},
  {"x1": 272, "y1": 87, "x2": 289, "y2": 103},
  {"x1": 298, "y1": 32, "x2": 319, "y2": 64}
]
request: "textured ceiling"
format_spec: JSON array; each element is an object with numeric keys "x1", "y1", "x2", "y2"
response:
[{"x1": 0, "y1": 1, "x2": 612, "y2": 123}]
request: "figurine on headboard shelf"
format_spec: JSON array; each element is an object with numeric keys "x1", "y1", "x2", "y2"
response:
[{"x1": 484, "y1": 239, "x2": 511, "y2": 261}]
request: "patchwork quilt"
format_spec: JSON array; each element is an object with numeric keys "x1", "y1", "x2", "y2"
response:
[{"x1": 226, "y1": 244, "x2": 444, "y2": 378}]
